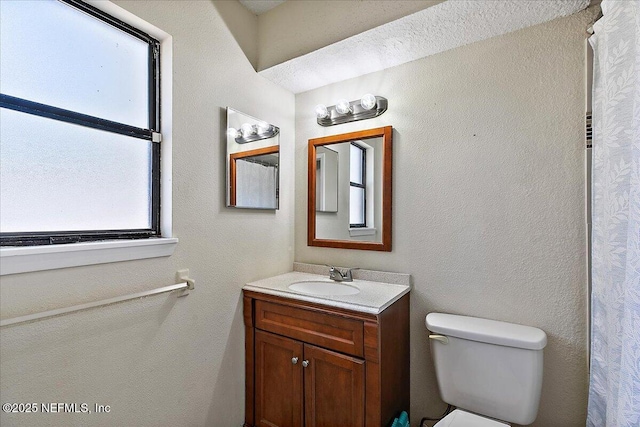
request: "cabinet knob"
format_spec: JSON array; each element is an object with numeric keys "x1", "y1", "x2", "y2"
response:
[
  {"x1": 302, "y1": 360, "x2": 309, "y2": 368},
  {"x1": 292, "y1": 357, "x2": 299, "y2": 365}
]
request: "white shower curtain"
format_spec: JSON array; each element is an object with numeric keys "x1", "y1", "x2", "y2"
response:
[
  {"x1": 587, "y1": 0, "x2": 640, "y2": 426},
  {"x1": 236, "y1": 159, "x2": 277, "y2": 209}
]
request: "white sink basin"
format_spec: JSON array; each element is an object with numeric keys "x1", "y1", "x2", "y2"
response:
[{"x1": 288, "y1": 281, "x2": 360, "y2": 296}]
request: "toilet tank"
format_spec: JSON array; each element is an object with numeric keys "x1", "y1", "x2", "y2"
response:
[{"x1": 426, "y1": 313, "x2": 547, "y2": 425}]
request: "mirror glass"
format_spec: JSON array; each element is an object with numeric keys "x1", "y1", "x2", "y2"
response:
[
  {"x1": 308, "y1": 126, "x2": 392, "y2": 251},
  {"x1": 315, "y1": 146, "x2": 338, "y2": 213},
  {"x1": 226, "y1": 108, "x2": 279, "y2": 209}
]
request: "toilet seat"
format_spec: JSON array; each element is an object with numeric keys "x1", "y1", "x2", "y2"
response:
[{"x1": 434, "y1": 410, "x2": 510, "y2": 427}]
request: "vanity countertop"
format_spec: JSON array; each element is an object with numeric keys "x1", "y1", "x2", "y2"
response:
[{"x1": 243, "y1": 271, "x2": 410, "y2": 314}]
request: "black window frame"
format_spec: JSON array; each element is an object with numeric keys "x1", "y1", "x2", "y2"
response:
[
  {"x1": 349, "y1": 142, "x2": 366, "y2": 228},
  {"x1": 0, "y1": 0, "x2": 161, "y2": 247}
]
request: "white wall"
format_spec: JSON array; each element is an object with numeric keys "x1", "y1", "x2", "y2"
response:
[
  {"x1": 1, "y1": 2, "x2": 597, "y2": 426},
  {"x1": 295, "y1": 8, "x2": 597, "y2": 427},
  {"x1": 0, "y1": 1, "x2": 294, "y2": 426},
  {"x1": 257, "y1": 0, "x2": 444, "y2": 71}
]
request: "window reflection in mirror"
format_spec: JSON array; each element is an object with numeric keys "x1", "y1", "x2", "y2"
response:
[
  {"x1": 226, "y1": 108, "x2": 279, "y2": 209},
  {"x1": 349, "y1": 142, "x2": 366, "y2": 228},
  {"x1": 308, "y1": 126, "x2": 392, "y2": 251}
]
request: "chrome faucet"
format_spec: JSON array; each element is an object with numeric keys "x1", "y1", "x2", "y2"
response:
[{"x1": 328, "y1": 266, "x2": 358, "y2": 282}]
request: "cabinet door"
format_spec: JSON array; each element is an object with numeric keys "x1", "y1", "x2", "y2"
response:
[
  {"x1": 255, "y1": 330, "x2": 304, "y2": 427},
  {"x1": 303, "y1": 343, "x2": 365, "y2": 427}
]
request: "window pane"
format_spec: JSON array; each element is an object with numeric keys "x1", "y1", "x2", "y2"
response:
[
  {"x1": 350, "y1": 144, "x2": 363, "y2": 184},
  {"x1": 350, "y1": 186, "x2": 365, "y2": 226},
  {"x1": 0, "y1": 0, "x2": 149, "y2": 128},
  {"x1": 0, "y1": 108, "x2": 152, "y2": 233}
]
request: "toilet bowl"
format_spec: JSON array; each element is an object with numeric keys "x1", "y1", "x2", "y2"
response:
[{"x1": 426, "y1": 313, "x2": 547, "y2": 426}]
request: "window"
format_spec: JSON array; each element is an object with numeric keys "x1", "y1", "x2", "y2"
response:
[
  {"x1": 349, "y1": 142, "x2": 366, "y2": 227},
  {"x1": 0, "y1": 0, "x2": 161, "y2": 246}
]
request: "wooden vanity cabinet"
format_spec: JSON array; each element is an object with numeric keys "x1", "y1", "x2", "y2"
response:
[{"x1": 243, "y1": 290, "x2": 409, "y2": 427}]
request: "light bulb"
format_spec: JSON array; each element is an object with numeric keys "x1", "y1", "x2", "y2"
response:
[
  {"x1": 227, "y1": 127, "x2": 240, "y2": 139},
  {"x1": 360, "y1": 93, "x2": 377, "y2": 110},
  {"x1": 335, "y1": 99, "x2": 352, "y2": 115},
  {"x1": 240, "y1": 123, "x2": 255, "y2": 138},
  {"x1": 256, "y1": 121, "x2": 271, "y2": 135},
  {"x1": 315, "y1": 104, "x2": 329, "y2": 119}
]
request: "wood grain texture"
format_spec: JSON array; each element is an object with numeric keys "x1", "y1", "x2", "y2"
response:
[
  {"x1": 303, "y1": 343, "x2": 365, "y2": 427},
  {"x1": 378, "y1": 294, "x2": 410, "y2": 425},
  {"x1": 365, "y1": 359, "x2": 381, "y2": 427},
  {"x1": 244, "y1": 296, "x2": 255, "y2": 427},
  {"x1": 363, "y1": 322, "x2": 380, "y2": 363},
  {"x1": 255, "y1": 330, "x2": 304, "y2": 427},
  {"x1": 307, "y1": 126, "x2": 393, "y2": 251},
  {"x1": 245, "y1": 291, "x2": 409, "y2": 427},
  {"x1": 255, "y1": 300, "x2": 364, "y2": 357},
  {"x1": 244, "y1": 295, "x2": 254, "y2": 327}
]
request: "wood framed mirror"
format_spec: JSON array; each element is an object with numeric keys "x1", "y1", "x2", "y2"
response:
[{"x1": 308, "y1": 126, "x2": 392, "y2": 251}]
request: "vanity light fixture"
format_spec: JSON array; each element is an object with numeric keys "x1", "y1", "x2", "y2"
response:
[
  {"x1": 256, "y1": 121, "x2": 273, "y2": 135},
  {"x1": 240, "y1": 123, "x2": 255, "y2": 138},
  {"x1": 335, "y1": 99, "x2": 352, "y2": 115},
  {"x1": 315, "y1": 104, "x2": 329, "y2": 119},
  {"x1": 315, "y1": 94, "x2": 388, "y2": 126},
  {"x1": 228, "y1": 122, "x2": 280, "y2": 144},
  {"x1": 360, "y1": 93, "x2": 377, "y2": 110}
]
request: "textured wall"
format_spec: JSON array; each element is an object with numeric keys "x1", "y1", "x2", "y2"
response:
[
  {"x1": 294, "y1": 8, "x2": 596, "y2": 427},
  {"x1": 259, "y1": 0, "x2": 589, "y2": 94},
  {"x1": 1, "y1": 1, "x2": 596, "y2": 426},
  {"x1": 256, "y1": 0, "x2": 443, "y2": 71},
  {"x1": 0, "y1": 1, "x2": 294, "y2": 426}
]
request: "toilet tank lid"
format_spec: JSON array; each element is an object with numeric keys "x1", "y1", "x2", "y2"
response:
[{"x1": 426, "y1": 313, "x2": 547, "y2": 350}]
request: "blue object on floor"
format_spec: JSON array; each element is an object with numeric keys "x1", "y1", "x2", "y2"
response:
[{"x1": 398, "y1": 411, "x2": 409, "y2": 427}]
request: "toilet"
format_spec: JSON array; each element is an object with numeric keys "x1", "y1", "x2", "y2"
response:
[{"x1": 425, "y1": 313, "x2": 547, "y2": 426}]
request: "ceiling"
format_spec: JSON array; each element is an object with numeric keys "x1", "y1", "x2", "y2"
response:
[
  {"x1": 238, "y1": 0, "x2": 285, "y2": 15},
  {"x1": 257, "y1": 0, "x2": 591, "y2": 94}
]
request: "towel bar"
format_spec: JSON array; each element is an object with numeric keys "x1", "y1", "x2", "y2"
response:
[{"x1": 1, "y1": 281, "x2": 191, "y2": 328}]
